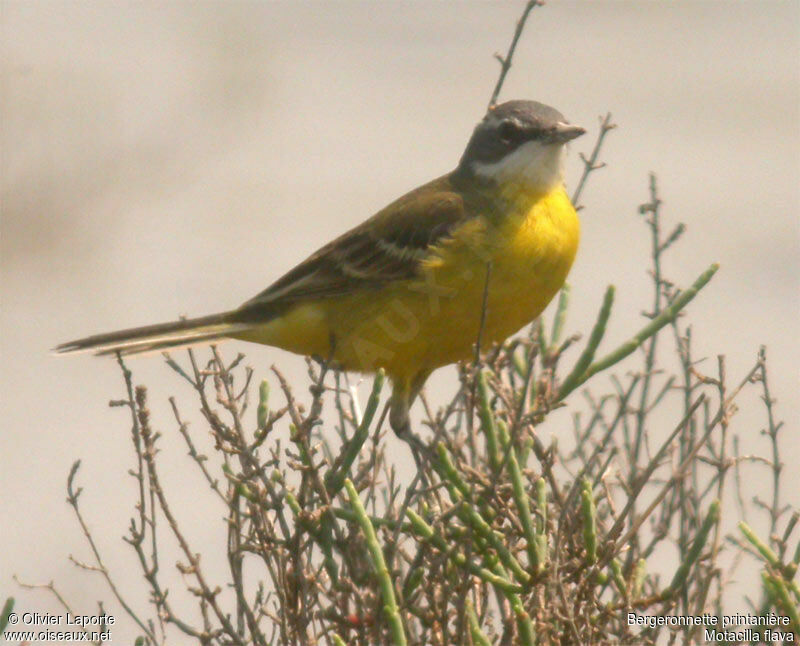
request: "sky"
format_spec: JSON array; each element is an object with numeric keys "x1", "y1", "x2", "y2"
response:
[{"x1": 2, "y1": 1, "x2": 799, "y2": 640}]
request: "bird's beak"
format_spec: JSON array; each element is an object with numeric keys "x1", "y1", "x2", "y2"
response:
[{"x1": 547, "y1": 122, "x2": 586, "y2": 144}]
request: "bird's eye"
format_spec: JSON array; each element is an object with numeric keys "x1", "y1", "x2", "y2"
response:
[{"x1": 497, "y1": 120, "x2": 521, "y2": 143}]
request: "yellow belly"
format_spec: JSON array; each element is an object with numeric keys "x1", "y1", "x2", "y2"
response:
[{"x1": 236, "y1": 187, "x2": 579, "y2": 386}]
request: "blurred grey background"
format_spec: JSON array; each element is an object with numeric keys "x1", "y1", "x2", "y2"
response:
[{"x1": 2, "y1": 1, "x2": 798, "y2": 639}]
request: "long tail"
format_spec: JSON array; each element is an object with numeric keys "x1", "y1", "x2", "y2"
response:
[{"x1": 54, "y1": 312, "x2": 251, "y2": 356}]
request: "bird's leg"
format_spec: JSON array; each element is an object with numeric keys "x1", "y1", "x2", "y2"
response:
[
  {"x1": 389, "y1": 374, "x2": 432, "y2": 469},
  {"x1": 391, "y1": 415, "x2": 429, "y2": 475}
]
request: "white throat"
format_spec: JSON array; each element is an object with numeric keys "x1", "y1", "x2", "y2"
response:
[{"x1": 471, "y1": 140, "x2": 566, "y2": 193}]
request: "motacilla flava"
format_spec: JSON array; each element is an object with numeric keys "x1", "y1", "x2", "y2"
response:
[{"x1": 57, "y1": 100, "x2": 585, "y2": 434}]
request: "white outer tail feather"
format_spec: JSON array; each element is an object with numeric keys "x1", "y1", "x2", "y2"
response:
[{"x1": 54, "y1": 313, "x2": 251, "y2": 357}]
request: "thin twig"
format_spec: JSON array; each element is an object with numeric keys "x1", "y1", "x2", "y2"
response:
[{"x1": 488, "y1": 1, "x2": 544, "y2": 108}]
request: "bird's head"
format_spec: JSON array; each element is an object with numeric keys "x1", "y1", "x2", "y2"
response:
[{"x1": 457, "y1": 100, "x2": 585, "y2": 195}]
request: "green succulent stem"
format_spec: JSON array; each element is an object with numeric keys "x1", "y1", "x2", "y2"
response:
[
  {"x1": 345, "y1": 479, "x2": 407, "y2": 646},
  {"x1": 256, "y1": 379, "x2": 270, "y2": 429},
  {"x1": 465, "y1": 598, "x2": 492, "y2": 646},
  {"x1": 550, "y1": 283, "x2": 570, "y2": 346},
  {"x1": 664, "y1": 500, "x2": 719, "y2": 595},
  {"x1": 406, "y1": 508, "x2": 523, "y2": 594},
  {"x1": 559, "y1": 263, "x2": 719, "y2": 401},
  {"x1": 497, "y1": 420, "x2": 542, "y2": 573},
  {"x1": 558, "y1": 286, "x2": 614, "y2": 399},
  {"x1": 325, "y1": 370, "x2": 385, "y2": 496},
  {"x1": 581, "y1": 479, "x2": 598, "y2": 564},
  {"x1": 435, "y1": 443, "x2": 530, "y2": 583},
  {"x1": 477, "y1": 370, "x2": 501, "y2": 471}
]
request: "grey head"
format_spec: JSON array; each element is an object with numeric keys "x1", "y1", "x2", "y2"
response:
[{"x1": 456, "y1": 100, "x2": 585, "y2": 190}]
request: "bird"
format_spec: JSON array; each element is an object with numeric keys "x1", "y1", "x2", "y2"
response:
[{"x1": 56, "y1": 100, "x2": 585, "y2": 436}]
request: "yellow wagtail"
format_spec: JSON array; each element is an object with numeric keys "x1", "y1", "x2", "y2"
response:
[{"x1": 57, "y1": 100, "x2": 585, "y2": 434}]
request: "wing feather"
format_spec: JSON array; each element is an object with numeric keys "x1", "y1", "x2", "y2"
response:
[{"x1": 233, "y1": 175, "x2": 467, "y2": 322}]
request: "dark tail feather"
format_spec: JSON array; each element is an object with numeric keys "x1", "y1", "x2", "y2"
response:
[{"x1": 54, "y1": 312, "x2": 249, "y2": 356}]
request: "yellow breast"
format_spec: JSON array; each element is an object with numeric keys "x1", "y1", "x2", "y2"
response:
[{"x1": 482, "y1": 186, "x2": 580, "y2": 342}]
